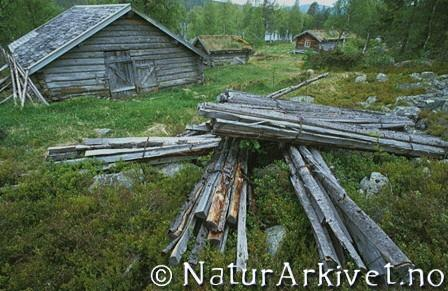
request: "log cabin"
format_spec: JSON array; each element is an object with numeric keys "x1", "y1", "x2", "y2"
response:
[
  {"x1": 293, "y1": 30, "x2": 349, "y2": 54},
  {"x1": 7, "y1": 4, "x2": 206, "y2": 100},
  {"x1": 192, "y1": 35, "x2": 253, "y2": 67}
]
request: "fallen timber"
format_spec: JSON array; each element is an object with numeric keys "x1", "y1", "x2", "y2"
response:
[
  {"x1": 198, "y1": 100, "x2": 448, "y2": 158},
  {"x1": 165, "y1": 138, "x2": 249, "y2": 268},
  {"x1": 218, "y1": 90, "x2": 414, "y2": 130},
  {"x1": 46, "y1": 134, "x2": 221, "y2": 164},
  {"x1": 284, "y1": 145, "x2": 413, "y2": 278},
  {"x1": 267, "y1": 72, "x2": 329, "y2": 99}
]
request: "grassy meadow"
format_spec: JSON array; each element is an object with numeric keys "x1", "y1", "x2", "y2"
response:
[{"x1": 1, "y1": 42, "x2": 448, "y2": 289}]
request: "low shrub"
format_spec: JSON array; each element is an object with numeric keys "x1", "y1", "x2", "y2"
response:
[{"x1": 305, "y1": 47, "x2": 363, "y2": 70}]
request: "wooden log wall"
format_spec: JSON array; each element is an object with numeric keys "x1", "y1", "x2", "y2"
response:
[
  {"x1": 39, "y1": 13, "x2": 203, "y2": 100},
  {"x1": 208, "y1": 52, "x2": 250, "y2": 67}
]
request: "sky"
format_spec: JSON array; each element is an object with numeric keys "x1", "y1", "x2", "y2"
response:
[{"x1": 225, "y1": 0, "x2": 337, "y2": 6}]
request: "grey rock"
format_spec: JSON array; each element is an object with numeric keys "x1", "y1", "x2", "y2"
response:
[
  {"x1": 415, "y1": 119, "x2": 428, "y2": 130},
  {"x1": 420, "y1": 71, "x2": 437, "y2": 80},
  {"x1": 94, "y1": 128, "x2": 112, "y2": 136},
  {"x1": 440, "y1": 159, "x2": 448, "y2": 165},
  {"x1": 355, "y1": 74, "x2": 367, "y2": 83},
  {"x1": 291, "y1": 95, "x2": 315, "y2": 104},
  {"x1": 438, "y1": 74, "x2": 448, "y2": 81},
  {"x1": 376, "y1": 73, "x2": 388, "y2": 82},
  {"x1": 410, "y1": 73, "x2": 422, "y2": 81},
  {"x1": 359, "y1": 96, "x2": 377, "y2": 108},
  {"x1": 306, "y1": 69, "x2": 315, "y2": 75},
  {"x1": 441, "y1": 102, "x2": 448, "y2": 113},
  {"x1": 396, "y1": 92, "x2": 448, "y2": 111},
  {"x1": 393, "y1": 106, "x2": 421, "y2": 121},
  {"x1": 360, "y1": 172, "x2": 389, "y2": 197},
  {"x1": 159, "y1": 163, "x2": 185, "y2": 177},
  {"x1": 89, "y1": 169, "x2": 143, "y2": 192},
  {"x1": 397, "y1": 82, "x2": 424, "y2": 90},
  {"x1": 266, "y1": 225, "x2": 286, "y2": 256}
]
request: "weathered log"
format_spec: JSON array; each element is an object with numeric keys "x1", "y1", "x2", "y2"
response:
[
  {"x1": 205, "y1": 139, "x2": 239, "y2": 231},
  {"x1": 287, "y1": 146, "x2": 366, "y2": 270},
  {"x1": 299, "y1": 147, "x2": 413, "y2": 273},
  {"x1": 207, "y1": 116, "x2": 446, "y2": 158},
  {"x1": 188, "y1": 223, "x2": 209, "y2": 265},
  {"x1": 218, "y1": 90, "x2": 414, "y2": 128},
  {"x1": 169, "y1": 217, "x2": 198, "y2": 265},
  {"x1": 219, "y1": 226, "x2": 230, "y2": 253},
  {"x1": 236, "y1": 177, "x2": 248, "y2": 271},
  {"x1": 267, "y1": 73, "x2": 329, "y2": 99}
]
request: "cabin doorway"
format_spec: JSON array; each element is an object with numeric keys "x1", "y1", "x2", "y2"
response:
[{"x1": 104, "y1": 50, "x2": 136, "y2": 98}]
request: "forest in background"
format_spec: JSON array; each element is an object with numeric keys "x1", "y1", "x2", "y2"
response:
[{"x1": 0, "y1": 0, "x2": 447, "y2": 60}]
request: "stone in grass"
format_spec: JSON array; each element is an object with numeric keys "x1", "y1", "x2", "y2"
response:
[
  {"x1": 89, "y1": 169, "x2": 144, "y2": 192},
  {"x1": 290, "y1": 96, "x2": 315, "y2": 104},
  {"x1": 355, "y1": 74, "x2": 367, "y2": 83},
  {"x1": 266, "y1": 225, "x2": 286, "y2": 256},
  {"x1": 360, "y1": 172, "x2": 389, "y2": 197},
  {"x1": 159, "y1": 163, "x2": 185, "y2": 177},
  {"x1": 94, "y1": 128, "x2": 112, "y2": 136},
  {"x1": 420, "y1": 71, "x2": 437, "y2": 81},
  {"x1": 376, "y1": 73, "x2": 388, "y2": 82},
  {"x1": 359, "y1": 96, "x2": 377, "y2": 108}
]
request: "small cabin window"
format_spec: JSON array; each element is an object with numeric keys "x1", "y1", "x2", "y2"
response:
[{"x1": 304, "y1": 40, "x2": 311, "y2": 48}]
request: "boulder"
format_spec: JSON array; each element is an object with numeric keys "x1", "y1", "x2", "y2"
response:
[
  {"x1": 376, "y1": 73, "x2": 388, "y2": 82},
  {"x1": 306, "y1": 69, "x2": 315, "y2": 75},
  {"x1": 360, "y1": 172, "x2": 389, "y2": 197},
  {"x1": 89, "y1": 169, "x2": 144, "y2": 192},
  {"x1": 94, "y1": 128, "x2": 111, "y2": 136},
  {"x1": 410, "y1": 73, "x2": 422, "y2": 81},
  {"x1": 290, "y1": 95, "x2": 315, "y2": 104},
  {"x1": 393, "y1": 106, "x2": 421, "y2": 121},
  {"x1": 415, "y1": 119, "x2": 428, "y2": 130},
  {"x1": 359, "y1": 96, "x2": 377, "y2": 108},
  {"x1": 420, "y1": 71, "x2": 437, "y2": 80},
  {"x1": 355, "y1": 74, "x2": 367, "y2": 83},
  {"x1": 159, "y1": 163, "x2": 185, "y2": 177},
  {"x1": 397, "y1": 82, "x2": 424, "y2": 90},
  {"x1": 266, "y1": 225, "x2": 286, "y2": 256}
]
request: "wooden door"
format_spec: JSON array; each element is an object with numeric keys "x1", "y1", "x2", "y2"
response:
[
  {"x1": 104, "y1": 51, "x2": 136, "y2": 98},
  {"x1": 133, "y1": 59, "x2": 158, "y2": 93}
]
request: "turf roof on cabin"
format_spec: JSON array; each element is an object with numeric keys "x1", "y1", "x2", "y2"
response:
[{"x1": 193, "y1": 35, "x2": 253, "y2": 54}]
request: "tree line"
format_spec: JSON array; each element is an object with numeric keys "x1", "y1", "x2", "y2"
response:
[{"x1": 0, "y1": 0, "x2": 446, "y2": 60}]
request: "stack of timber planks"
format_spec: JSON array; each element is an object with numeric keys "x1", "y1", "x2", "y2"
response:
[
  {"x1": 46, "y1": 134, "x2": 221, "y2": 165},
  {"x1": 164, "y1": 138, "x2": 249, "y2": 270},
  {"x1": 198, "y1": 90, "x2": 448, "y2": 158},
  {"x1": 285, "y1": 146, "x2": 413, "y2": 278}
]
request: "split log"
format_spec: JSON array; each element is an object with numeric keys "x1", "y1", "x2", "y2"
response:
[
  {"x1": 286, "y1": 151, "x2": 341, "y2": 269},
  {"x1": 218, "y1": 90, "x2": 414, "y2": 129},
  {"x1": 188, "y1": 223, "x2": 209, "y2": 265},
  {"x1": 202, "y1": 113, "x2": 447, "y2": 158},
  {"x1": 205, "y1": 140, "x2": 239, "y2": 231},
  {"x1": 267, "y1": 73, "x2": 329, "y2": 99},
  {"x1": 298, "y1": 147, "x2": 413, "y2": 273},
  {"x1": 169, "y1": 217, "x2": 198, "y2": 265},
  {"x1": 219, "y1": 226, "x2": 230, "y2": 253},
  {"x1": 236, "y1": 175, "x2": 248, "y2": 271},
  {"x1": 287, "y1": 146, "x2": 366, "y2": 270}
]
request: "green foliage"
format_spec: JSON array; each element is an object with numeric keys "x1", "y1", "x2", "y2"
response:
[{"x1": 305, "y1": 47, "x2": 363, "y2": 70}]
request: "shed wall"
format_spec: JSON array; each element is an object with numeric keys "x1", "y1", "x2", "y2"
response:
[{"x1": 38, "y1": 13, "x2": 203, "y2": 100}]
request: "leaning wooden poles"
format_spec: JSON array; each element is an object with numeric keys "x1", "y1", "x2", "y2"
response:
[
  {"x1": 267, "y1": 72, "x2": 329, "y2": 99},
  {"x1": 284, "y1": 145, "x2": 413, "y2": 279},
  {"x1": 0, "y1": 47, "x2": 48, "y2": 107},
  {"x1": 165, "y1": 138, "x2": 249, "y2": 269}
]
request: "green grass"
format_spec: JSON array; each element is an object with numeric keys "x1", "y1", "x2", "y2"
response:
[{"x1": 1, "y1": 43, "x2": 448, "y2": 289}]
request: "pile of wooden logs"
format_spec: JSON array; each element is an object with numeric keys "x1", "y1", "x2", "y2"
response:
[
  {"x1": 0, "y1": 48, "x2": 48, "y2": 107},
  {"x1": 197, "y1": 91, "x2": 448, "y2": 158},
  {"x1": 46, "y1": 134, "x2": 221, "y2": 165},
  {"x1": 164, "y1": 138, "x2": 249, "y2": 269},
  {"x1": 285, "y1": 146, "x2": 413, "y2": 277}
]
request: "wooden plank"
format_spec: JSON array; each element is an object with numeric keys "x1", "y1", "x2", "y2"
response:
[{"x1": 236, "y1": 178, "x2": 248, "y2": 270}]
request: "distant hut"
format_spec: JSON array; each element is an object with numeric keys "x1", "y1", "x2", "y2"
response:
[
  {"x1": 293, "y1": 30, "x2": 350, "y2": 53},
  {"x1": 7, "y1": 4, "x2": 206, "y2": 100},
  {"x1": 192, "y1": 35, "x2": 253, "y2": 67}
]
